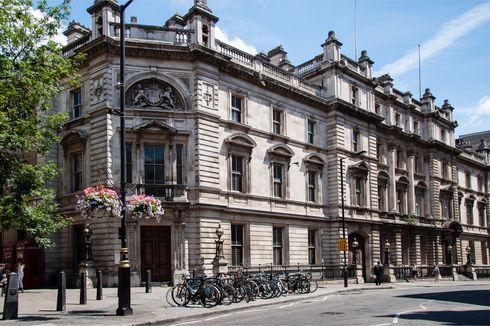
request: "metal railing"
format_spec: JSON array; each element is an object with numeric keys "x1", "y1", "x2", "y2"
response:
[
  {"x1": 474, "y1": 266, "x2": 490, "y2": 278},
  {"x1": 135, "y1": 184, "x2": 186, "y2": 200},
  {"x1": 228, "y1": 264, "x2": 355, "y2": 280},
  {"x1": 393, "y1": 265, "x2": 453, "y2": 280}
]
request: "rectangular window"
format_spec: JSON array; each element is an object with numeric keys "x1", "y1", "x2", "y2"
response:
[
  {"x1": 415, "y1": 192, "x2": 423, "y2": 216},
  {"x1": 376, "y1": 143, "x2": 382, "y2": 162},
  {"x1": 353, "y1": 130, "x2": 360, "y2": 152},
  {"x1": 395, "y1": 113, "x2": 401, "y2": 127},
  {"x1": 478, "y1": 176, "x2": 483, "y2": 192},
  {"x1": 231, "y1": 224, "x2": 244, "y2": 266},
  {"x1": 308, "y1": 230, "x2": 316, "y2": 265},
  {"x1": 273, "y1": 164, "x2": 284, "y2": 198},
  {"x1": 396, "y1": 150, "x2": 403, "y2": 169},
  {"x1": 351, "y1": 86, "x2": 357, "y2": 105},
  {"x1": 126, "y1": 143, "x2": 133, "y2": 183},
  {"x1": 176, "y1": 144, "x2": 183, "y2": 184},
  {"x1": 273, "y1": 227, "x2": 283, "y2": 265},
  {"x1": 231, "y1": 155, "x2": 244, "y2": 192},
  {"x1": 413, "y1": 120, "x2": 419, "y2": 134},
  {"x1": 479, "y1": 204, "x2": 486, "y2": 226},
  {"x1": 482, "y1": 241, "x2": 488, "y2": 265},
  {"x1": 307, "y1": 120, "x2": 315, "y2": 144},
  {"x1": 375, "y1": 103, "x2": 380, "y2": 115},
  {"x1": 441, "y1": 129, "x2": 447, "y2": 142},
  {"x1": 231, "y1": 95, "x2": 242, "y2": 123},
  {"x1": 441, "y1": 196, "x2": 452, "y2": 219},
  {"x1": 466, "y1": 172, "x2": 471, "y2": 189},
  {"x1": 466, "y1": 202, "x2": 474, "y2": 225},
  {"x1": 72, "y1": 89, "x2": 82, "y2": 118},
  {"x1": 307, "y1": 171, "x2": 316, "y2": 202},
  {"x1": 378, "y1": 185, "x2": 386, "y2": 211},
  {"x1": 272, "y1": 109, "x2": 282, "y2": 134},
  {"x1": 414, "y1": 156, "x2": 420, "y2": 174},
  {"x1": 144, "y1": 144, "x2": 165, "y2": 184},
  {"x1": 442, "y1": 162, "x2": 448, "y2": 179},
  {"x1": 354, "y1": 177, "x2": 364, "y2": 206},
  {"x1": 72, "y1": 152, "x2": 83, "y2": 192},
  {"x1": 397, "y1": 189, "x2": 405, "y2": 214}
]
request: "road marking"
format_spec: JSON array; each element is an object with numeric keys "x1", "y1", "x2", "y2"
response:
[
  {"x1": 393, "y1": 304, "x2": 427, "y2": 324},
  {"x1": 205, "y1": 314, "x2": 232, "y2": 321},
  {"x1": 303, "y1": 295, "x2": 331, "y2": 302},
  {"x1": 173, "y1": 320, "x2": 201, "y2": 326},
  {"x1": 279, "y1": 302, "x2": 296, "y2": 309},
  {"x1": 235, "y1": 308, "x2": 270, "y2": 314}
]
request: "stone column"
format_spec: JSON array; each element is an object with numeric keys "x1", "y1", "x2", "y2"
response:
[
  {"x1": 407, "y1": 151, "x2": 416, "y2": 214},
  {"x1": 393, "y1": 231, "x2": 402, "y2": 265},
  {"x1": 388, "y1": 144, "x2": 397, "y2": 211}
]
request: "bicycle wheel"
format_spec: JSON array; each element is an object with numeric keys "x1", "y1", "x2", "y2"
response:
[
  {"x1": 171, "y1": 284, "x2": 190, "y2": 306},
  {"x1": 309, "y1": 279, "x2": 318, "y2": 293},
  {"x1": 200, "y1": 284, "x2": 221, "y2": 308},
  {"x1": 220, "y1": 284, "x2": 236, "y2": 305}
]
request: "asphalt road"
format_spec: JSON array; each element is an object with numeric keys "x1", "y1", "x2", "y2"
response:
[{"x1": 168, "y1": 284, "x2": 490, "y2": 326}]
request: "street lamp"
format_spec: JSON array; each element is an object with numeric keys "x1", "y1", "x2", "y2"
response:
[
  {"x1": 447, "y1": 245, "x2": 453, "y2": 265},
  {"x1": 340, "y1": 150, "x2": 366, "y2": 288},
  {"x1": 466, "y1": 244, "x2": 472, "y2": 265},
  {"x1": 351, "y1": 237, "x2": 359, "y2": 265},
  {"x1": 117, "y1": 0, "x2": 135, "y2": 316},
  {"x1": 384, "y1": 239, "x2": 390, "y2": 266},
  {"x1": 83, "y1": 224, "x2": 93, "y2": 262}
]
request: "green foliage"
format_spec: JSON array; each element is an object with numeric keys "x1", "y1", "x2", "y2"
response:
[
  {"x1": 405, "y1": 214, "x2": 418, "y2": 225},
  {"x1": 0, "y1": 0, "x2": 83, "y2": 247}
]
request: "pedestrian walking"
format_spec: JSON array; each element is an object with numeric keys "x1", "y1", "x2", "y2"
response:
[
  {"x1": 16, "y1": 258, "x2": 25, "y2": 292},
  {"x1": 432, "y1": 263, "x2": 440, "y2": 282},
  {"x1": 373, "y1": 261, "x2": 383, "y2": 285},
  {"x1": 411, "y1": 263, "x2": 418, "y2": 281}
]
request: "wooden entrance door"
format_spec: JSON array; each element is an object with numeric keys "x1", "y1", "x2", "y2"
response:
[{"x1": 141, "y1": 226, "x2": 172, "y2": 282}]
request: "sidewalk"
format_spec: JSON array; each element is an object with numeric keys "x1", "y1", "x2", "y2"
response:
[{"x1": 0, "y1": 280, "x2": 487, "y2": 325}]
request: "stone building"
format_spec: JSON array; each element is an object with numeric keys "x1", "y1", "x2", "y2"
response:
[{"x1": 41, "y1": 0, "x2": 489, "y2": 286}]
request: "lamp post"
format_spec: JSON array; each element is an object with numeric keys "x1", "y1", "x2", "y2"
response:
[
  {"x1": 384, "y1": 239, "x2": 390, "y2": 266},
  {"x1": 83, "y1": 224, "x2": 93, "y2": 262},
  {"x1": 340, "y1": 150, "x2": 366, "y2": 288},
  {"x1": 117, "y1": 0, "x2": 135, "y2": 316},
  {"x1": 447, "y1": 245, "x2": 453, "y2": 265},
  {"x1": 351, "y1": 237, "x2": 359, "y2": 265}
]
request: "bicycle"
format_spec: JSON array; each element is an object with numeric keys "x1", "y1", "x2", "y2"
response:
[{"x1": 171, "y1": 275, "x2": 221, "y2": 308}]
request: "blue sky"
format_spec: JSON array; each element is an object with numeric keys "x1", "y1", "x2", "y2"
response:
[{"x1": 55, "y1": 0, "x2": 490, "y2": 137}]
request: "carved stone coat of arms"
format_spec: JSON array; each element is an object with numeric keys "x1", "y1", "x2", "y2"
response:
[{"x1": 126, "y1": 79, "x2": 184, "y2": 110}]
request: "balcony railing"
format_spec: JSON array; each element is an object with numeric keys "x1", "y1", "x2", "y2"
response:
[{"x1": 135, "y1": 184, "x2": 186, "y2": 200}]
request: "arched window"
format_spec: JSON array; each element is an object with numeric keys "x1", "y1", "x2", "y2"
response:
[
  {"x1": 303, "y1": 154, "x2": 325, "y2": 203},
  {"x1": 377, "y1": 171, "x2": 389, "y2": 211},
  {"x1": 396, "y1": 176, "x2": 409, "y2": 214},
  {"x1": 349, "y1": 162, "x2": 369, "y2": 207},
  {"x1": 268, "y1": 144, "x2": 294, "y2": 199},
  {"x1": 225, "y1": 133, "x2": 256, "y2": 193}
]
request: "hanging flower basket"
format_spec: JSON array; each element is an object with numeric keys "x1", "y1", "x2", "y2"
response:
[
  {"x1": 127, "y1": 194, "x2": 164, "y2": 222},
  {"x1": 76, "y1": 185, "x2": 122, "y2": 219}
]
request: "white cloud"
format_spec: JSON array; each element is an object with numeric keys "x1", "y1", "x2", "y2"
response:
[
  {"x1": 31, "y1": 7, "x2": 67, "y2": 45},
  {"x1": 215, "y1": 26, "x2": 257, "y2": 55},
  {"x1": 459, "y1": 96, "x2": 490, "y2": 130},
  {"x1": 376, "y1": 1, "x2": 490, "y2": 77},
  {"x1": 474, "y1": 96, "x2": 490, "y2": 115}
]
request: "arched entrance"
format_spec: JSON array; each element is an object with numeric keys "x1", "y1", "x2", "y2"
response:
[{"x1": 442, "y1": 220, "x2": 463, "y2": 265}]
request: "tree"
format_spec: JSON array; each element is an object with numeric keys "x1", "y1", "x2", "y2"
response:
[{"x1": 0, "y1": 0, "x2": 83, "y2": 247}]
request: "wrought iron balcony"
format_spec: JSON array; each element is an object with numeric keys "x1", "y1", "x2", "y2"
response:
[{"x1": 135, "y1": 184, "x2": 186, "y2": 201}]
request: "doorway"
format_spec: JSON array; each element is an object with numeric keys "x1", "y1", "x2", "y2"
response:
[{"x1": 141, "y1": 226, "x2": 172, "y2": 282}]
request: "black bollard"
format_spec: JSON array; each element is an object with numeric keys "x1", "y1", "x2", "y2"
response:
[
  {"x1": 145, "y1": 270, "x2": 152, "y2": 293},
  {"x1": 56, "y1": 271, "x2": 66, "y2": 311},
  {"x1": 192, "y1": 269, "x2": 196, "y2": 278},
  {"x1": 80, "y1": 272, "x2": 87, "y2": 305},
  {"x1": 3, "y1": 273, "x2": 19, "y2": 320},
  {"x1": 96, "y1": 270, "x2": 103, "y2": 300}
]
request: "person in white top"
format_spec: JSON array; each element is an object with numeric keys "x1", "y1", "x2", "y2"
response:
[{"x1": 16, "y1": 258, "x2": 25, "y2": 292}]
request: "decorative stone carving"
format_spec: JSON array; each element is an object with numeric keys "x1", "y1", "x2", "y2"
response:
[{"x1": 126, "y1": 79, "x2": 184, "y2": 110}]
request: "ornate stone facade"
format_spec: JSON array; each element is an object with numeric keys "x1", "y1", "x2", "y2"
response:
[{"x1": 43, "y1": 0, "x2": 489, "y2": 286}]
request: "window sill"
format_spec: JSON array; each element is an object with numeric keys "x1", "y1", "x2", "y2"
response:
[{"x1": 226, "y1": 120, "x2": 251, "y2": 132}]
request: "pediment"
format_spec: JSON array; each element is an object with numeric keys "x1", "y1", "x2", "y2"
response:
[
  {"x1": 268, "y1": 144, "x2": 294, "y2": 158},
  {"x1": 132, "y1": 120, "x2": 177, "y2": 133},
  {"x1": 225, "y1": 133, "x2": 257, "y2": 149},
  {"x1": 60, "y1": 129, "x2": 88, "y2": 147}
]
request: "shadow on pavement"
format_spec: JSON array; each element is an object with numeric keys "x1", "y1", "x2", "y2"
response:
[
  {"x1": 397, "y1": 290, "x2": 490, "y2": 306},
  {"x1": 68, "y1": 310, "x2": 111, "y2": 315},
  {"x1": 18, "y1": 316, "x2": 59, "y2": 322}
]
